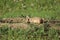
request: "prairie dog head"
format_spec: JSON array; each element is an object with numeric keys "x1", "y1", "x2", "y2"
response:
[{"x1": 26, "y1": 17, "x2": 44, "y2": 24}]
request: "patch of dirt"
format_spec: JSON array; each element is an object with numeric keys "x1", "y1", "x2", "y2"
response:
[
  {"x1": 0, "y1": 23, "x2": 30, "y2": 29},
  {"x1": 1, "y1": 17, "x2": 26, "y2": 23},
  {"x1": 51, "y1": 24, "x2": 60, "y2": 30},
  {"x1": 10, "y1": 23, "x2": 30, "y2": 29}
]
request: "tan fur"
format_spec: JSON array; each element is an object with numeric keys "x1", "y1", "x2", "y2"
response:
[{"x1": 26, "y1": 17, "x2": 44, "y2": 24}]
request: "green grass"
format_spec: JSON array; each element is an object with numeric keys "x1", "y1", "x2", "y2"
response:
[
  {"x1": 0, "y1": 0, "x2": 60, "y2": 19},
  {"x1": 0, "y1": 0, "x2": 60, "y2": 40},
  {"x1": 0, "y1": 24, "x2": 59, "y2": 40}
]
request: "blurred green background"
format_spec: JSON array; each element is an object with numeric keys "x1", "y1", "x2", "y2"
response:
[
  {"x1": 0, "y1": 0, "x2": 60, "y2": 40},
  {"x1": 0, "y1": 0, "x2": 60, "y2": 19}
]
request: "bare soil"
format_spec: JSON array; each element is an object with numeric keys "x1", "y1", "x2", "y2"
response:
[{"x1": 0, "y1": 23, "x2": 30, "y2": 29}]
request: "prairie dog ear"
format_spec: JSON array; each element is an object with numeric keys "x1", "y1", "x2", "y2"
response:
[{"x1": 25, "y1": 16, "x2": 30, "y2": 23}]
